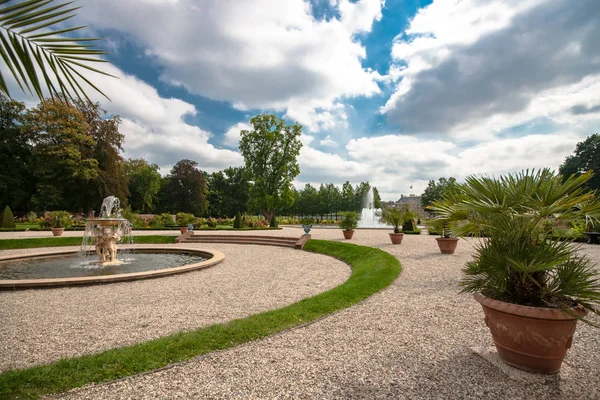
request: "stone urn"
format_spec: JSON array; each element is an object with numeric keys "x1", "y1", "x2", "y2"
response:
[
  {"x1": 474, "y1": 293, "x2": 587, "y2": 374},
  {"x1": 343, "y1": 229, "x2": 354, "y2": 239},
  {"x1": 436, "y1": 237, "x2": 458, "y2": 254},
  {"x1": 51, "y1": 228, "x2": 64, "y2": 237},
  {"x1": 302, "y1": 224, "x2": 312, "y2": 234},
  {"x1": 389, "y1": 232, "x2": 404, "y2": 244}
]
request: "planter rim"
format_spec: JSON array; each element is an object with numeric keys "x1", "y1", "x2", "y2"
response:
[
  {"x1": 389, "y1": 232, "x2": 404, "y2": 236},
  {"x1": 474, "y1": 293, "x2": 587, "y2": 320},
  {"x1": 435, "y1": 237, "x2": 458, "y2": 241}
]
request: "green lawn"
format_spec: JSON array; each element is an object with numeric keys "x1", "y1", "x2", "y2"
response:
[
  {"x1": 0, "y1": 240, "x2": 401, "y2": 400},
  {"x1": 0, "y1": 236, "x2": 176, "y2": 250}
]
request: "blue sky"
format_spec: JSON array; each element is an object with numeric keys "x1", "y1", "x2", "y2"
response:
[{"x1": 12, "y1": 0, "x2": 600, "y2": 200}]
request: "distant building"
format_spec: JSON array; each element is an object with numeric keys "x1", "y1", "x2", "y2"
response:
[{"x1": 395, "y1": 194, "x2": 428, "y2": 218}]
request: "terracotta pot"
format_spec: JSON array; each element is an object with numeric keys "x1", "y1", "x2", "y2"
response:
[
  {"x1": 51, "y1": 228, "x2": 64, "y2": 237},
  {"x1": 474, "y1": 293, "x2": 587, "y2": 374},
  {"x1": 389, "y1": 232, "x2": 404, "y2": 244},
  {"x1": 342, "y1": 229, "x2": 354, "y2": 239},
  {"x1": 179, "y1": 226, "x2": 188, "y2": 234},
  {"x1": 435, "y1": 237, "x2": 458, "y2": 254}
]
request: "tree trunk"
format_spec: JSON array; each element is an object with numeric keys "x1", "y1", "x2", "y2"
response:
[{"x1": 262, "y1": 209, "x2": 274, "y2": 222}]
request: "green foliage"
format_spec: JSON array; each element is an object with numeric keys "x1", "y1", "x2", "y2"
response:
[
  {"x1": 379, "y1": 204, "x2": 415, "y2": 233},
  {"x1": 339, "y1": 211, "x2": 358, "y2": 231},
  {"x1": 44, "y1": 211, "x2": 71, "y2": 229},
  {"x1": 0, "y1": 240, "x2": 400, "y2": 399},
  {"x1": 206, "y1": 217, "x2": 217, "y2": 228},
  {"x1": 430, "y1": 169, "x2": 600, "y2": 320},
  {"x1": 300, "y1": 217, "x2": 313, "y2": 225},
  {"x1": 175, "y1": 212, "x2": 196, "y2": 226},
  {"x1": 239, "y1": 114, "x2": 303, "y2": 221},
  {"x1": 420, "y1": 177, "x2": 457, "y2": 208},
  {"x1": 270, "y1": 214, "x2": 277, "y2": 228},
  {"x1": 26, "y1": 211, "x2": 37, "y2": 224},
  {"x1": 559, "y1": 133, "x2": 600, "y2": 191},
  {"x1": 233, "y1": 212, "x2": 242, "y2": 229},
  {"x1": 125, "y1": 158, "x2": 161, "y2": 213},
  {"x1": 402, "y1": 219, "x2": 415, "y2": 232},
  {"x1": 159, "y1": 160, "x2": 208, "y2": 216},
  {"x1": 0, "y1": 0, "x2": 115, "y2": 102},
  {"x1": 0, "y1": 205, "x2": 16, "y2": 228},
  {"x1": 207, "y1": 167, "x2": 250, "y2": 218},
  {"x1": 120, "y1": 207, "x2": 146, "y2": 229}
]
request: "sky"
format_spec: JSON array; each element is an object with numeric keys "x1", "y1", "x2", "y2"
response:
[{"x1": 9, "y1": 0, "x2": 600, "y2": 201}]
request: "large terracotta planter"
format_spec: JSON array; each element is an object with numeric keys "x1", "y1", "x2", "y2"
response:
[
  {"x1": 435, "y1": 237, "x2": 458, "y2": 254},
  {"x1": 51, "y1": 228, "x2": 64, "y2": 237},
  {"x1": 474, "y1": 293, "x2": 587, "y2": 374},
  {"x1": 342, "y1": 230, "x2": 354, "y2": 239},
  {"x1": 389, "y1": 232, "x2": 404, "y2": 244},
  {"x1": 179, "y1": 226, "x2": 188, "y2": 234}
]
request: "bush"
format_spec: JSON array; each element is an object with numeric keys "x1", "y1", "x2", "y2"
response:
[
  {"x1": 270, "y1": 214, "x2": 278, "y2": 228},
  {"x1": 176, "y1": 212, "x2": 196, "y2": 226},
  {"x1": 402, "y1": 219, "x2": 415, "y2": 232},
  {"x1": 26, "y1": 211, "x2": 37, "y2": 224},
  {"x1": 206, "y1": 217, "x2": 217, "y2": 228},
  {"x1": 1, "y1": 206, "x2": 16, "y2": 228},
  {"x1": 233, "y1": 212, "x2": 242, "y2": 229},
  {"x1": 43, "y1": 211, "x2": 72, "y2": 229},
  {"x1": 339, "y1": 211, "x2": 358, "y2": 231}
]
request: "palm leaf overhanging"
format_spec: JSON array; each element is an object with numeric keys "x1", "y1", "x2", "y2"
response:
[
  {"x1": 429, "y1": 169, "x2": 600, "y2": 324},
  {"x1": 0, "y1": 0, "x2": 115, "y2": 102}
]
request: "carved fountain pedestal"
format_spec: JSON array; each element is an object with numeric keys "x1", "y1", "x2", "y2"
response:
[{"x1": 87, "y1": 219, "x2": 125, "y2": 265}]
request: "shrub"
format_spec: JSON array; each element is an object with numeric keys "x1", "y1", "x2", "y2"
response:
[
  {"x1": 402, "y1": 219, "x2": 415, "y2": 232},
  {"x1": 43, "y1": 211, "x2": 72, "y2": 229},
  {"x1": 26, "y1": 211, "x2": 37, "y2": 224},
  {"x1": 1, "y1": 206, "x2": 16, "y2": 229},
  {"x1": 270, "y1": 214, "x2": 278, "y2": 228},
  {"x1": 206, "y1": 217, "x2": 217, "y2": 228},
  {"x1": 233, "y1": 212, "x2": 242, "y2": 229},
  {"x1": 300, "y1": 217, "x2": 313, "y2": 225},
  {"x1": 379, "y1": 204, "x2": 415, "y2": 233},
  {"x1": 121, "y1": 208, "x2": 146, "y2": 229},
  {"x1": 339, "y1": 211, "x2": 358, "y2": 231},
  {"x1": 176, "y1": 212, "x2": 196, "y2": 226}
]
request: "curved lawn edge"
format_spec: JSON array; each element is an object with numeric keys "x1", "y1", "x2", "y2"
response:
[{"x1": 0, "y1": 240, "x2": 401, "y2": 400}]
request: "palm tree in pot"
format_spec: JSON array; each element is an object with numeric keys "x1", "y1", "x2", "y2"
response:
[
  {"x1": 379, "y1": 204, "x2": 415, "y2": 244},
  {"x1": 339, "y1": 211, "x2": 358, "y2": 239},
  {"x1": 430, "y1": 169, "x2": 600, "y2": 373}
]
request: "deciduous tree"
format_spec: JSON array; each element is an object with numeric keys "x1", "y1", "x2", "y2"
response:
[
  {"x1": 239, "y1": 114, "x2": 302, "y2": 221},
  {"x1": 559, "y1": 133, "x2": 600, "y2": 191}
]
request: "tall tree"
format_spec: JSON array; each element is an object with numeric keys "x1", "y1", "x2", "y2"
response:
[
  {"x1": 354, "y1": 182, "x2": 371, "y2": 211},
  {"x1": 126, "y1": 158, "x2": 162, "y2": 213},
  {"x1": 0, "y1": 94, "x2": 33, "y2": 211},
  {"x1": 25, "y1": 98, "x2": 99, "y2": 211},
  {"x1": 341, "y1": 181, "x2": 354, "y2": 212},
  {"x1": 420, "y1": 177, "x2": 457, "y2": 208},
  {"x1": 0, "y1": 0, "x2": 115, "y2": 102},
  {"x1": 559, "y1": 134, "x2": 600, "y2": 191},
  {"x1": 160, "y1": 159, "x2": 207, "y2": 215},
  {"x1": 222, "y1": 166, "x2": 250, "y2": 216},
  {"x1": 297, "y1": 183, "x2": 318, "y2": 215},
  {"x1": 239, "y1": 114, "x2": 303, "y2": 221},
  {"x1": 372, "y1": 187, "x2": 382, "y2": 209},
  {"x1": 77, "y1": 100, "x2": 128, "y2": 209}
]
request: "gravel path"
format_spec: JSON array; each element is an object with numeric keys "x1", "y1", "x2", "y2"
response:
[
  {"x1": 0, "y1": 242, "x2": 350, "y2": 371},
  {"x1": 57, "y1": 229, "x2": 600, "y2": 400}
]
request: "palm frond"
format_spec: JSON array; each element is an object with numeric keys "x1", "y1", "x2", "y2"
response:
[{"x1": 0, "y1": 0, "x2": 115, "y2": 102}]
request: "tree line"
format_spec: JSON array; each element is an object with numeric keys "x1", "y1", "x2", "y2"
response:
[{"x1": 0, "y1": 96, "x2": 382, "y2": 218}]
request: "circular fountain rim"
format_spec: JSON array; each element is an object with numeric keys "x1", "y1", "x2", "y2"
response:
[{"x1": 0, "y1": 247, "x2": 224, "y2": 290}]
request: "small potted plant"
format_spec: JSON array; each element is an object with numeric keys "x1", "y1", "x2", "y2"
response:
[
  {"x1": 176, "y1": 212, "x2": 196, "y2": 233},
  {"x1": 44, "y1": 211, "x2": 72, "y2": 236},
  {"x1": 300, "y1": 217, "x2": 313, "y2": 234},
  {"x1": 339, "y1": 211, "x2": 358, "y2": 239},
  {"x1": 379, "y1": 204, "x2": 415, "y2": 244},
  {"x1": 430, "y1": 169, "x2": 600, "y2": 374},
  {"x1": 426, "y1": 218, "x2": 459, "y2": 254}
]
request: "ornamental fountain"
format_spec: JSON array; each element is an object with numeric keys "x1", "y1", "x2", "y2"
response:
[
  {"x1": 81, "y1": 196, "x2": 132, "y2": 265},
  {"x1": 357, "y1": 187, "x2": 389, "y2": 229}
]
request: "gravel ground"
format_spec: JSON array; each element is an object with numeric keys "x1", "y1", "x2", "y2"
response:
[
  {"x1": 56, "y1": 229, "x2": 600, "y2": 400},
  {"x1": 0, "y1": 241, "x2": 350, "y2": 371}
]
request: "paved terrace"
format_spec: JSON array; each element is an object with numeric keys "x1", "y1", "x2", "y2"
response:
[{"x1": 1, "y1": 228, "x2": 599, "y2": 399}]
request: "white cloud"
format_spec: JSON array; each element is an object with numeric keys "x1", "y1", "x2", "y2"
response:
[
  {"x1": 382, "y1": 0, "x2": 600, "y2": 140},
  {"x1": 76, "y1": 0, "x2": 385, "y2": 132},
  {"x1": 320, "y1": 135, "x2": 338, "y2": 148},
  {"x1": 222, "y1": 122, "x2": 251, "y2": 148}
]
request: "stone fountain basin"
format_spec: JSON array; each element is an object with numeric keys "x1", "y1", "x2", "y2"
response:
[{"x1": 0, "y1": 247, "x2": 224, "y2": 290}]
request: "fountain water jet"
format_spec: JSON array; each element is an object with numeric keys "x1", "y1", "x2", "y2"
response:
[
  {"x1": 81, "y1": 196, "x2": 132, "y2": 265},
  {"x1": 357, "y1": 187, "x2": 389, "y2": 229}
]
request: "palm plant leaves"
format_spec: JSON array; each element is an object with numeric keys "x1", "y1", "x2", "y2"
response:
[
  {"x1": 433, "y1": 168, "x2": 600, "y2": 323},
  {"x1": 0, "y1": 0, "x2": 115, "y2": 102}
]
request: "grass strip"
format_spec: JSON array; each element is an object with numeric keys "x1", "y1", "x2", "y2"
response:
[
  {"x1": 0, "y1": 240, "x2": 401, "y2": 399},
  {"x1": 0, "y1": 236, "x2": 176, "y2": 250}
]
